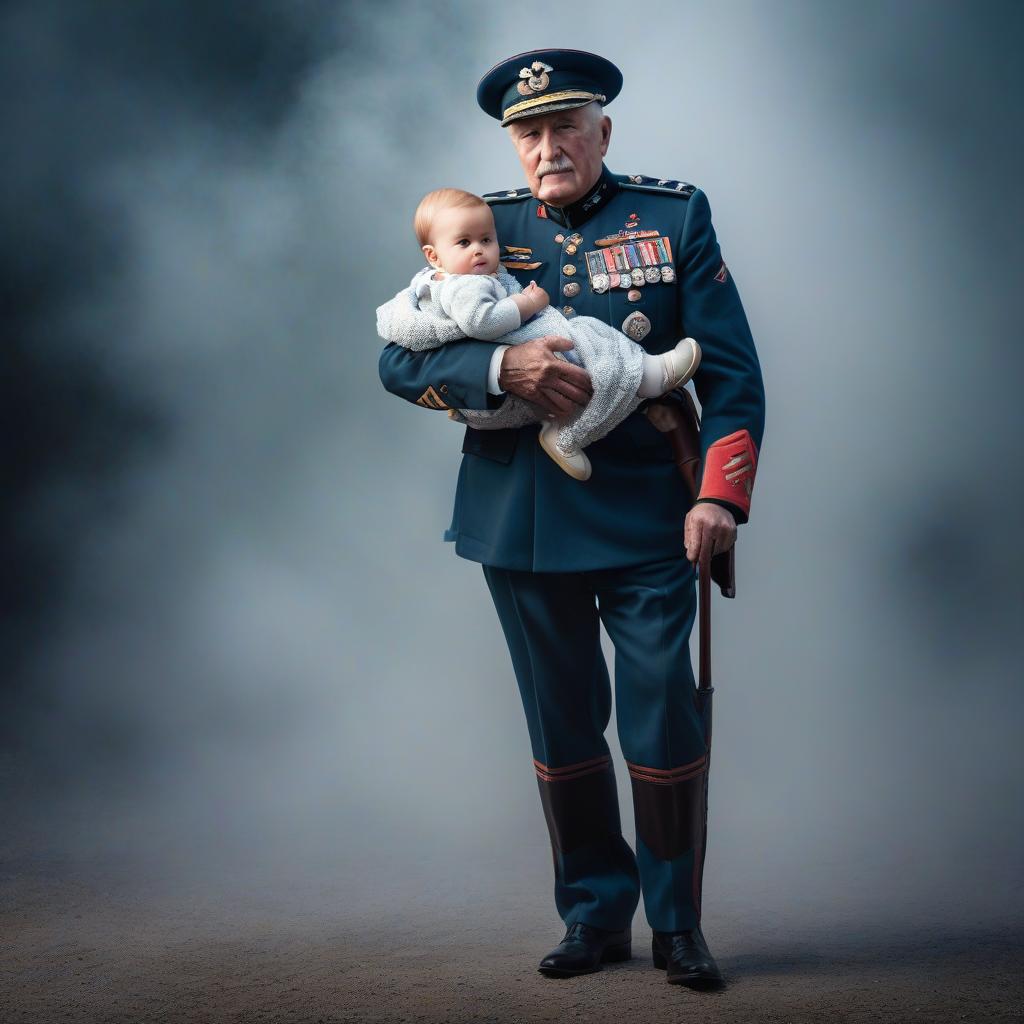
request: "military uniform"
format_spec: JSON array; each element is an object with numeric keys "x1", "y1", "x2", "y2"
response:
[{"x1": 377, "y1": 50, "x2": 765, "y2": 943}]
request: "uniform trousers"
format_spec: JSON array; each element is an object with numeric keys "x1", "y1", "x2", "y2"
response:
[{"x1": 482, "y1": 552, "x2": 713, "y2": 934}]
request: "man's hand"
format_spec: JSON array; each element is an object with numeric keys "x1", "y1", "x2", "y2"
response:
[
  {"x1": 498, "y1": 336, "x2": 592, "y2": 418},
  {"x1": 684, "y1": 502, "x2": 737, "y2": 565}
]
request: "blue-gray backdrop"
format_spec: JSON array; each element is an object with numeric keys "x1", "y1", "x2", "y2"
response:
[{"x1": 2, "y1": 0, "x2": 1021, "y2": 931}]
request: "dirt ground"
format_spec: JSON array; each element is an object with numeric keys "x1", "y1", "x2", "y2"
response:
[{"x1": 3, "y1": 849, "x2": 1022, "y2": 1024}]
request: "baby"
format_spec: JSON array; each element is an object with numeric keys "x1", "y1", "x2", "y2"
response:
[{"x1": 375, "y1": 188, "x2": 700, "y2": 480}]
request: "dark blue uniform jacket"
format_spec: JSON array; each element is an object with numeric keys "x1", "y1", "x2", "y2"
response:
[{"x1": 378, "y1": 165, "x2": 765, "y2": 572}]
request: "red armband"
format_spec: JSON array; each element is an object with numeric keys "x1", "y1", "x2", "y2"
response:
[{"x1": 697, "y1": 428, "x2": 759, "y2": 519}]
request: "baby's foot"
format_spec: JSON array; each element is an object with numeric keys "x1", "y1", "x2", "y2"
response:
[
  {"x1": 660, "y1": 337, "x2": 702, "y2": 392},
  {"x1": 539, "y1": 421, "x2": 592, "y2": 481}
]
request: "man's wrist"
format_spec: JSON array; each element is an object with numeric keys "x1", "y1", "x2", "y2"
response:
[
  {"x1": 693, "y1": 497, "x2": 746, "y2": 526},
  {"x1": 487, "y1": 344, "x2": 510, "y2": 395}
]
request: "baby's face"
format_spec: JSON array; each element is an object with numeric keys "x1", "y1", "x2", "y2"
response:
[{"x1": 424, "y1": 204, "x2": 500, "y2": 276}]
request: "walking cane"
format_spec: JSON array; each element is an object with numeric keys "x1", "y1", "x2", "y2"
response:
[{"x1": 644, "y1": 389, "x2": 734, "y2": 918}]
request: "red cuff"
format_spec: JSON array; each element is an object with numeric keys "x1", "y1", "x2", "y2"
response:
[{"x1": 698, "y1": 428, "x2": 759, "y2": 520}]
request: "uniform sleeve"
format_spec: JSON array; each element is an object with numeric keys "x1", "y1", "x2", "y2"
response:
[
  {"x1": 378, "y1": 338, "x2": 509, "y2": 412},
  {"x1": 676, "y1": 188, "x2": 766, "y2": 524},
  {"x1": 437, "y1": 275, "x2": 522, "y2": 341}
]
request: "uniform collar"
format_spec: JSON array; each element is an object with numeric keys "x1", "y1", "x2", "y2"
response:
[{"x1": 541, "y1": 163, "x2": 618, "y2": 229}]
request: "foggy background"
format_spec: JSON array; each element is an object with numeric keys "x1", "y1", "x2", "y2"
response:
[{"x1": 3, "y1": 0, "x2": 1022, "y2": 946}]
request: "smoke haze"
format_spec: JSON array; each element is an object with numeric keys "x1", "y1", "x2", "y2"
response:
[{"x1": 3, "y1": 0, "x2": 1022, "y2": 944}]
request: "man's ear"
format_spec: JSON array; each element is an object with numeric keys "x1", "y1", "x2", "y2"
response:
[
  {"x1": 599, "y1": 116, "x2": 612, "y2": 157},
  {"x1": 422, "y1": 243, "x2": 440, "y2": 268}
]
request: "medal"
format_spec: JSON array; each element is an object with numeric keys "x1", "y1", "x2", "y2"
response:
[{"x1": 621, "y1": 311, "x2": 651, "y2": 341}]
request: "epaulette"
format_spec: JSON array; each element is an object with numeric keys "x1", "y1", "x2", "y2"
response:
[
  {"x1": 617, "y1": 174, "x2": 697, "y2": 198},
  {"x1": 482, "y1": 187, "x2": 533, "y2": 205}
]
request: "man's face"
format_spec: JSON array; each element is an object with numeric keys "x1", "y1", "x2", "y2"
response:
[
  {"x1": 422, "y1": 204, "x2": 500, "y2": 276},
  {"x1": 506, "y1": 103, "x2": 612, "y2": 206}
]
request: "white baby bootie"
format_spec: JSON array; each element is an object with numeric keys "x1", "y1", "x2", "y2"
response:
[
  {"x1": 539, "y1": 421, "x2": 592, "y2": 481},
  {"x1": 661, "y1": 337, "x2": 702, "y2": 392}
]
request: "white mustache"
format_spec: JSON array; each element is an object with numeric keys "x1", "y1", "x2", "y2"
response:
[{"x1": 538, "y1": 159, "x2": 574, "y2": 177}]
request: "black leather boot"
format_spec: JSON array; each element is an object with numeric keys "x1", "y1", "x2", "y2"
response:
[
  {"x1": 538, "y1": 921, "x2": 632, "y2": 977},
  {"x1": 651, "y1": 925, "x2": 724, "y2": 989}
]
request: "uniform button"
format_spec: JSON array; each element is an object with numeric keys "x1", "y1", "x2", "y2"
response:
[
  {"x1": 563, "y1": 282, "x2": 580, "y2": 298},
  {"x1": 565, "y1": 244, "x2": 577, "y2": 255},
  {"x1": 570, "y1": 233, "x2": 583, "y2": 244},
  {"x1": 563, "y1": 265, "x2": 576, "y2": 276},
  {"x1": 554, "y1": 233, "x2": 565, "y2": 244},
  {"x1": 439, "y1": 384, "x2": 448, "y2": 393},
  {"x1": 563, "y1": 306, "x2": 575, "y2": 316}
]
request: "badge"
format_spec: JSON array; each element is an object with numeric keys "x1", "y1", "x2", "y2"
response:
[
  {"x1": 660, "y1": 266, "x2": 676, "y2": 283},
  {"x1": 627, "y1": 289, "x2": 642, "y2": 302},
  {"x1": 644, "y1": 267, "x2": 661, "y2": 284},
  {"x1": 630, "y1": 268, "x2": 645, "y2": 287},
  {"x1": 501, "y1": 251, "x2": 543, "y2": 271},
  {"x1": 554, "y1": 233, "x2": 565, "y2": 243},
  {"x1": 595, "y1": 229, "x2": 659, "y2": 247},
  {"x1": 500, "y1": 260, "x2": 542, "y2": 270},
  {"x1": 618, "y1": 274, "x2": 631, "y2": 289},
  {"x1": 714, "y1": 261, "x2": 729, "y2": 283},
  {"x1": 622, "y1": 311, "x2": 652, "y2": 341},
  {"x1": 517, "y1": 61, "x2": 553, "y2": 96},
  {"x1": 415, "y1": 385, "x2": 449, "y2": 410},
  {"x1": 591, "y1": 274, "x2": 609, "y2": 294}
]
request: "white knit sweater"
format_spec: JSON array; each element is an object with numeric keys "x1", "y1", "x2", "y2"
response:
[{"x1": 376, "y1": 267, "x2": 646, "y2": 456}]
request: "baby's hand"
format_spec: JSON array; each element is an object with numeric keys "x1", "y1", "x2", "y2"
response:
[
  {"x1": 524, "y1": 281, "x2": 549, "y2": 313},
  {"x1": 511, "y1": 281, "x2": 549, "y2": 321}
]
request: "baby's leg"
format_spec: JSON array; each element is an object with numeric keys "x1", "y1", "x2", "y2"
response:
[
  {"x1": 549, "y1": 317, "x2": 648, "y2": 457},
  {"x1": 636, "y1": 338, "x2": 702, "y2": 397},
  {"x1": 453, "y1": 396, "x2": 544, "y2": 430},
  {"x1": 538, "y1": 419, "x2": 592, "y2": 480}
]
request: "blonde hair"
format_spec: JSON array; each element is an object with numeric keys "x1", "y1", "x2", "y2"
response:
[{"x1": 414, "y1": 188, "x2": 489, "y2": 247}]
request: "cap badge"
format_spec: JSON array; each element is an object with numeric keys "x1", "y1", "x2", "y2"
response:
[{"x1": 517, "y1": 61, "x2": 553, "y2": 96}]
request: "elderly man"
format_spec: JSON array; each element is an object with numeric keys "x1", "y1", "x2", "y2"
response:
[{"x1": 378, "y1": 48, "x2": 765, "y2": 989}]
